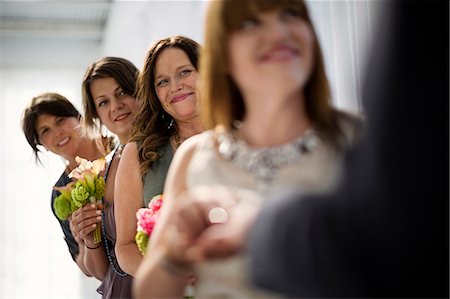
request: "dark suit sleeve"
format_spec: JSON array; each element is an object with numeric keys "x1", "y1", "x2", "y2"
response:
[{"x1": 248, "y1": 1, "x2": 449, "y2": 298}]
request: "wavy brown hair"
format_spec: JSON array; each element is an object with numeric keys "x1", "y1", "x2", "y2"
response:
[
  {"x1": 82, "y1": 56, "x2": 139, "y2": 134},
  {"x1": 132, "y1": 35, "x2": 200, "y2": 175},
  {"x1": 201, "y1": 0, "x2": 349, "y2": 148}
]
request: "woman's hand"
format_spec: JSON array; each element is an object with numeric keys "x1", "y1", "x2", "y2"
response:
[
  {"x1": 164, "y1": 186, "x2": 261, "y2": 263},
  {"x1": 70, "y1": 204, "x2": 102, "y2": 248}
]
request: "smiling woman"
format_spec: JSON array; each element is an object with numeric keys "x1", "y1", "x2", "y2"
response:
[
  {"x1": 71, "y1": 56, "x2": 140, "y2": 299},
  {"x1": 21, "y1": 92, "x2": 111, "y2": 279},
  {"x1": 113, "y1": 36, "x2": 203, "y2": 280}
]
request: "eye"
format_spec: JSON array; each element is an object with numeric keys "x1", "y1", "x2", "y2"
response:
[
  {"x1": 280, "y1": 7, "x2": 303, "y2": 21},
  {"x1": 117, "y1": 89, "x2": 126, "y2": 97},
  {"x1": 238, "y1": 17, "x2": 259, "y2": 30},
  {"x1": 97, "y1": 99, "x2": 109, "y2": 107},
  {"x1": 38, "y1": 127, "x2": 49, "y2": 141},
  {"x1": 155, "y1": 79, "x2": 169, "y2": 87},
  {"x1": 56, "y1": 117, "x2": 65, "y2": 124},
  {"x1": 179, "y1": 69, "x2": 193, "y2": 78}
]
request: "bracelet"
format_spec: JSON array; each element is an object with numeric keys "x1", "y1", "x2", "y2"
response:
[
  {"x1": 161, "y1": 254, "x2": 190, "y2": 277},
  {"x1": 85, "y1": 242, "x2": 102, "y2": 250}
]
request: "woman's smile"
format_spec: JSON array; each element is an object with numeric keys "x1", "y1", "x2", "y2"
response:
[
  {"x1": 259, "y1": 44, "x2": 300, "y2": 62},
  {"x1": 171, "y1": 92, "x2": 194, "y2": 104}
]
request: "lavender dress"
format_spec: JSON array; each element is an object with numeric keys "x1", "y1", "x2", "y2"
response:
[
  {"x1": 97, "y1": 202, "x2": 133, "y2": 299},
  {"x1": 97, "y1": 146, "x2": 133, "y2": 299}
]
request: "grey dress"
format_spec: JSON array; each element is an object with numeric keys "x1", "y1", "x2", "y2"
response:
[{"x1": 141, "y1": 141, "x2": 173, "y2": 207}]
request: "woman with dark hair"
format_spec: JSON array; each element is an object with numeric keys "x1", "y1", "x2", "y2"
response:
[
  {"x1": 21, "y1": 92, "x2": 110, "y2": 277},
  {"x1": 134, "y1": 0, "x2": 362, "y2": 298},
  {"x1": 114, "y1": 35, "x2": 202, "y2": 277},
  {"x1": 69, "y1": 56, "x2": 140, "y2": 298}
]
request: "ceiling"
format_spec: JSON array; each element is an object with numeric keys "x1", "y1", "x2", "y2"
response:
[
  {"x1": 0, "y1": 0, "x2": 112, "y2": 41},
  {"x1": 0, "y1": 0, "x2": 113, "y2": 67}
]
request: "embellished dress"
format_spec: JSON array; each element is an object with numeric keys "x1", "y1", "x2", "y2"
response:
[
  {"x1": 97, "y1": 146, "x2": 133, "y2": 299},
  {"x1": 187, "y1": 116, "x2": 360, "y2": 298}
]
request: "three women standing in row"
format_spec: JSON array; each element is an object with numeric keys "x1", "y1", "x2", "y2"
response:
[{"x1": 22, "y1": 36, "x2": 203, "y2": 298}]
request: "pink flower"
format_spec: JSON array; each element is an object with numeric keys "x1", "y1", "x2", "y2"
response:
[
  {"x1": 136, "y1": 195, "x2": 164, "y2": 234},
  {"x1": 136, "y1": 208, "x2": 158, "y2": 235},
  {"x1": 135, "y1": 194, "x2": 164, "y2": 252},
  {"x1": 148, "y1": 195, "x2": 163, "y2": 212}
]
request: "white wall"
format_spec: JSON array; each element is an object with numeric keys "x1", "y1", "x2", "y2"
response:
[
  {"x1": 101, "y1": 1, "x2": 208, "y2": 69},
  {"x1": 0, "y1": 67, "x2": 101, "y2": 298}
]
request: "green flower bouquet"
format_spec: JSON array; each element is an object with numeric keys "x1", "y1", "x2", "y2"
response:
[{"x1": 54, "y1": 156, "x2": 106, "y2": 244}]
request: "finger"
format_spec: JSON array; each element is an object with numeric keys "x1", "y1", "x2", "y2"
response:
[
  {"x1": 79, "y1": 223, "x2": 98, "y2": 240},
  {"x1": 175, "y1": 197, "x2": 210, "y2": 241},
  {"x1": 77, "y1": 215, "x2": 102, "y2": 231},
  {"x1": 164, "y1": 226, "x2": 192, "y2": 264},
  {"x1": 78, "y1": 209, "x2": 102, "y2": 221},
  {"x1": 194, "y1": 225, "x2": 241, "y2": 259}
]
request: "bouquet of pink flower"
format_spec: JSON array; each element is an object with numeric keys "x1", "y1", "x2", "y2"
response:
[
  {"x1": 135, "y1": 194, "x2": 164, "y2": 255},
  {"x1": 54, "y1": 156, "x2": 106, "y2": 244}
]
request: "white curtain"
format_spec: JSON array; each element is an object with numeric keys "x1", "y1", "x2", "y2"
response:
[{"x1": 308, "y1": 0, "x2": 380, "y2": 112}]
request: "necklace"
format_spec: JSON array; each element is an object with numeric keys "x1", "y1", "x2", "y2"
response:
[
  {"x1": 217, "y1": 129, "x2": 320, "y2": 183},
  {"x1": 101, "y1": 144, "x2": 128, "y2": 277}
]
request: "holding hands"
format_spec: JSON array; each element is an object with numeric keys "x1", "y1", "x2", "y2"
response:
[{"x1": 159, "y1": 186, "x2": 261, "y2": 266}]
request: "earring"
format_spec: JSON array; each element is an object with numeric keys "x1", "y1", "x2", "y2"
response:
[
  {"x1": 100, "y1": 124, "x2": 108, "y2": 138},
  {"x1": 167, "y1": 118, "x2": 174, "y2": 130}
]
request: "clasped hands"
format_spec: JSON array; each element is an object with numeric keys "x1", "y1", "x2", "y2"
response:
[{"x1": 160, "y1": 186, "x2": 261, "y2": 269}]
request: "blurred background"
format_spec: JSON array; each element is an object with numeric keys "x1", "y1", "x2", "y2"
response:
[{"x1": 0, "y1": 1, "x2": 378, "y2": 298}]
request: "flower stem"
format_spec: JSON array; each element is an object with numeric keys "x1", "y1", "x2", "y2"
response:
[{"x1": 93, "y1": 225, "x2": 102, "y2": 244}]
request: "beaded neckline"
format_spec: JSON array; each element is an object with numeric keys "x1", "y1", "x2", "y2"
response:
[{"x1": 217, "y1": 129, "x2": 320, "y2": 183}]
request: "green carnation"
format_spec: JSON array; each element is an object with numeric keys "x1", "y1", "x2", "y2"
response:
[
  {"x1": 71, "y1": 181, "x2": 90, "y2": 207},
  {"x1": 135, "y1": 231, "x2": 149, "y2": 255},
  {"x1": 70, "y1": 199, "x2": 78, "y2": 213},
  {"x1": 94, "y1": 177, "x2": 105, "y2": 201},
  {"x1": 53, "y1": 194, "x2": 72, "y2": 220}
]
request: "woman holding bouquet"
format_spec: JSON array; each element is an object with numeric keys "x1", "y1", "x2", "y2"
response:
[
  {"x1": 114, "y1": 35, "x2": 202, "y2": 279},
  {"x1": 22, "y1": 92, "x2": 113, "y2": 276},
  {"x1": 68, "y1": 56, "x2": 140, "y2": 298},
  {"x1": 134, "y1": 0, "x2": 362, "y2": 298}
]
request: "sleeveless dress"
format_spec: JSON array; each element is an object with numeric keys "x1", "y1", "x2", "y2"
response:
[
  {"x1": 97, "y1": 147, "x2": 133, "y2": 299},
  {"x1": 186, "y1": 116, "x2": 360, "y2": 298},
  {"x1": 141, "y1": 141, "x2": 173, "y2": 207}
]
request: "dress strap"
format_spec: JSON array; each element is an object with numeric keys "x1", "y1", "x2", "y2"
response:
[{"x1": 103, "y1": 143, "x2": 120, "y2": 180}]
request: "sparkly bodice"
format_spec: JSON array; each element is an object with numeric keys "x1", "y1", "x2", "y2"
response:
[
  {"x1": 217, "y1": 129, "x2": 321, "y2": 184},
  {"x1": 186, "y1": 129, "x2": 349, "y2": 298},
  {"x1": 187, "y1": 130, "x2": 342, "y2": 198}
]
